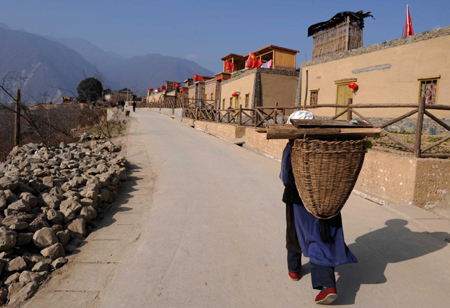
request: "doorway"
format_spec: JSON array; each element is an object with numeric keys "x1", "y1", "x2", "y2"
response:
[{"x1": 335, "y1": 82, "x2": 353, "y2": 120}]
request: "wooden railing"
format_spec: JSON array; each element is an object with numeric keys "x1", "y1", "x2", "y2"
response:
[{"x1": 149, "y1": 97, "x2": 450, "y2": 158}]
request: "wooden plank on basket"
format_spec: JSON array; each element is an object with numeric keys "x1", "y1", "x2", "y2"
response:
[
  {"x1": 290, "y1": 119, "x2": 371, "y2": 128},
  {"x1": 266, "y1": 127, "x2": 381, "y2": 139}
]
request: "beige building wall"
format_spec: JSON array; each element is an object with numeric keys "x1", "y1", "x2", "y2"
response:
[
  {"x1": 260, "y1": 74, "x2": 298, "y2": 108},
  {"x1": 188, "y1": 86, "x2": 195, "y2": 103},
  {"x1": 221, "y1": 73, "x2": 255, "y2": 109},
  {"x1": 148, "y1": 92, "x2": 164, "y2": 103},
  {"x1": 204, "y1": 81, "x2": 216, "y2": 103},
  {"x1": 301, "y1": 34, "x2": 450, "y2": 118}
]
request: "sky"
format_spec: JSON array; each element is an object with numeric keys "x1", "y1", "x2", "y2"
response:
[{"x1": 1, "y1": 0, "x2": 449, "y2": 73}]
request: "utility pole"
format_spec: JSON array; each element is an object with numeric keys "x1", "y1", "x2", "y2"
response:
[{"x1": 14, "y1": 89, "x2": 21, "y2": 146}]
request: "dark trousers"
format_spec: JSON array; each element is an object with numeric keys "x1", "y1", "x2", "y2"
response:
[
  {"x1": 287, "y1": 252, "x2": 336, "y2": 290},
  {"x1": 133, "y1": 106, "x2": 136, "y2": 112}
]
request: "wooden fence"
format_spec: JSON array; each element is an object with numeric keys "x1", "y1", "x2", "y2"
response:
[{"x1": 148, "y1": 97, "x2": 450, "y2": 159}]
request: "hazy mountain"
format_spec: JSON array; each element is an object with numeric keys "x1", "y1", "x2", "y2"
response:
[
  {"x1": 102, "y1": 53, "x2": 215, "y2": 96},
  {"x1": 0, "y1": 26, "x2": 105, "y2": 103},
  {"x1": 47, "y1": 37, "x2": 126, "y2": 72}
]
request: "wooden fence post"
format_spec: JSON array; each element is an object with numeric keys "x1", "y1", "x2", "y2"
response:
[
  {"x1": 14, "y1": 89, "x2": 21, "y2": 146},
  {"x1": 239, "y1": 104, "x2": 242, "y2": 126},
  {"x1": 347, "y1": 98, "x2": 352, "y2": 121},
  {"x1": 274, "y1": 102, "x2": 278, "y2": 124},
  {"x1": 195, "y1": 107, "x2": 199, "y2": 121},
  {"x1": 414, "y1": 97, "x2": 425, "y2": 158}
]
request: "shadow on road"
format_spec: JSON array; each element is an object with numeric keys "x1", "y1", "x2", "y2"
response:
[
  {"x1": 335, "y1": 219, "x2": 449, "y2": 305},
  {"x1": 70, "y1": 162, "x2": 144, "y2": 255}
]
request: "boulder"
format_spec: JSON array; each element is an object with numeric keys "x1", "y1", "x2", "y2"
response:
[
  {"x1": 60, "y1": 181, "x2": 72, "y2": 192},
  {"x1": 43, "y1": 194, "x2": 61, "y2": 209},
  {"x1": 5, "y1": 272, "x2": 20, "y2": 285},
  {"x1": 9, "y1": 222, "x2": 29, "y2": 231},
  {"x1": 0, "y1": 287, "x2": 7, "y2": 305},
  {"x1": 28, "y1": 215, "x2": 50, "y2": 232},
  {"x1": 8, "y1": 282, "x2": 38, "y2": 305},
  {"x1": 80, "y1": 206, "x2": 97, "y2": 222},
  {"x1": 56, "y1": 230, "x2": 70, "y2": 246},
  {"x1": 5, "y1": 257, "x2": 27, "y2": 272},
  {"x1": 0, "y1": 228, "x2": 17, "y2": 251},
  {"x1": 0, "y1": 177, "x2": 18, "y2": 191},
  {"x1": 1, "y1": 215, "x2": 25, "y2": 227},
  {"x1": 79, "y1": 184, "x2": 99, "y2": 201},
  {"x1": 17, "y1": 233, "x2": 33, "y2": 246},
  {"x1": 40, "y1": 243, "x2": 65, "y2": 259},
  {"x1": 59, "y1": 199, "x2": 82, "y2": 222},
  {"x1": 31, "y1": 261, "x2": 50, "y2": 272},
  {"x1": 66, "y1": 218, "x2": 87, "y2": 236},
  {"x1": 19, "y1": 192, "x2": 37, "y2": 208},
  {"x1": 4, "y1": 189, "x2": 18, "y2": 204},
  {"x1": 46, "y1": 209, "x2": 63, "y2": 225},
  {"x1": 33, "y1": 227, "x2": 58, "y2": 249},
  {"x1": 0, "y1": 191, "x2": 7, "y2": 210},
  {"x1": 19, "y1": 271, "x2": 44, "y2": 284},
  {"x1": 51, "y1": 257, "x2": 67, "y2": 270}
]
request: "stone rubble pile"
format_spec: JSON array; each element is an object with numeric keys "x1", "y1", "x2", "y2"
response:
[{"x1": 0, "y1": 140, "x2": 127, "y2": 305}]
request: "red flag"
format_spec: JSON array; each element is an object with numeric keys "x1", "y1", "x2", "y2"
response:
[
  {"x1": 161, "y1": 85, "x2": 167, "y2": 91},
  {"x1": 174, "y1": 83, "x2": 180, "y2": 87},
  {"x1": 149, "y1": 87, "x2": 154, "y2": 92},
  {"x1": 246, "y1": 52, "x2": 263, "y2": 70},
  {"x1": 225, "y1": 60, "x2": 231, "y2": 72},
  {"x1": 194, "y1": 74, "x2": 203, "y2": 82},
  {"x1": 404, "y1": 5, "x2": 414, "y2": 36},
  {"x1": 157, "y1": 88, "x2": 162, "y2": 92}
]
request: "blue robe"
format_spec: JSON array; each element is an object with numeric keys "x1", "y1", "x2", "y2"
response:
[{"x1": 280, "y1": 143, "x2": 358, "y2": 267}]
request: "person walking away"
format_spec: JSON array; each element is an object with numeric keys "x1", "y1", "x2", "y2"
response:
[
  {"x1": 132, "y1": 101, "x2": 137, "y2": 112},
  {"x1": 280, "y1": 140, "x2": 357, "y2": 305}
]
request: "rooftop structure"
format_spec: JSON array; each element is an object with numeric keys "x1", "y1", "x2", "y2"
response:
[{"x1": 308, "y1": 10, "x2": 373, "y2": 60}]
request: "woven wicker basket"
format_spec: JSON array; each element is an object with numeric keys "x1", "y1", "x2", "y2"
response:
[{"x1": 291, "y1": 138, "x2": 367, "y2": 219}]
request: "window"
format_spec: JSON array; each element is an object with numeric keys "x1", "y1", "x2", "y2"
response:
[
  {"x1": 204, "y1": 94, "x2": 207, "y2": 101},
  {"x1": 229, "y1": 97, "x2": 233, "y2": 108},
  {"x1": 310, "y1": 90, "x2": 319, "y2": 105},
  {"x1": 245, "y1": 94, "x2": 249, "y2": 108},
  {"x1": 223, "y1": 99, "x2": 225, "y2": 109},
  {"x1": 211, "y1": 93, "x2": 214, "y2": 101},
  {"x1": 235, "y1": 95, "x2": 240, "y2": 109},
  {"x1": 418, "y1": 76, "x2": 440, "y2": 105}
]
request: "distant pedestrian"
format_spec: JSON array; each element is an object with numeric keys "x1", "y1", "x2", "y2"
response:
[
  {"x1": 132, "y1": 101, "x2": 136, "y2": 112},
  {"x1": 120, "y1": 100, "x2": 125, "y2": 111}
]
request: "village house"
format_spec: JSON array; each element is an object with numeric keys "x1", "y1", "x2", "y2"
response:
[
  {"x1": 299, "y1": 11, "x2": 450, "y2": 133},
  {"x1": 219, "y1": 45, "x2": 299, "y2": 110}
]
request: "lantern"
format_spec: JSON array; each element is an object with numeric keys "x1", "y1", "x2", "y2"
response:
[
  {"x1": 232, "y1": 92, "x2": 238, "y2": 97},
  {"x1": 348, "y1": 82, "x2": 358, "y2": 92}
]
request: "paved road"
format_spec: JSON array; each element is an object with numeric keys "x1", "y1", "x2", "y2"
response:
[{"x1": 25, "y1": 109, "x2": 450, "y2": 308}]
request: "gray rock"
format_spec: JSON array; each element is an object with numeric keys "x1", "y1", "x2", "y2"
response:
[
  {"x1": 51, "y1": 257, "x2": 67, "y2": 270},
  {"x1": 56, "y1": 230, "x2": 70, "y2": 246},
  {"x1": 5, "y1": 257, "x2": 27, "y2": 272},
  {"x1": 43, "y1": 194, "x2": 61, "y2": 209},
  {"x1": 31, "y1": 261, "x2": 49, "y2": 272},
  {"x1": 5, "y1": 272, "x2": 20, "y2": 285},
  {"x1": 19, "y1": 192, "x2": 37, "y2": 208},
  {"x1": 0, "y1": 228, "x2": 17, "y2": 251},
  {"x1": 28, "y1": 215, "x2": 50, "y2": 232},
  {"x1": 8, "y1": 199, "x2": 31, "y2": 212},
  {"x1": 33, "y1": 168, "x2": 50, "y2": 177},
  {"x1": 116, "y1": 167, "x2": 127, "y2": 181},
  {"x1": 64, "y1": 244, "x2": 77, "y2": 253},
  {"x1": 49, "y1": 186, "x2": 64, "y2": 197},
  {"x1": 69, "y1": 176, "x2": 85, "y2": 188},
  {"x1": 8, "y1": 281, "x2": 38, "y2": 305},
  {"x1": 79, "y1": 184, "x2": 99, "y2": 201},
  {"x1": 60, "y1": 182, "x2": 72, "y2": 192},
  {"x1": 7, "y1": 281, "x2": 26, "y2": 300},
  {"x1": 14, "y1": 182, "x2": 35, "y2": 195},
  {"x1": 80, "y1": 206, "x2": 97, "y2": 222},
  {"x1": 66, "y1": 218, "x2": 87, "y2": 236},
  {"x1": 1, "y1": 215, "x2": 24, "y2": 227},
  {"x1": 51, "y1": 224, "x2": 63, "y2": 233},
  {"x1": 46, "y1": 209, "x2": 63, "y2": 224},
  {"x1": 19, "y1": 271, "x2": 44, "y2": 283},
  {"x1": 9, "y1": 222, "x2": 29, "y2": 231},
  {"x1": 17, "y1": 233, "x2": 33, "y2": 246},
  {"x1": 40, "y1": 243, "x2": 65, "y2": 259},
  {"x1": 0, "y1": 287, "x2": 7, "y2": 305},
  {"x1": 0, "y1": 191, "x2": 7, "y2": 210},
  {"x1": 0, "y1": 177, "x2": 18, "y2": 191},
  {"x1": 3, "y1": 189, "x2": 18, "y2": 204},
  {"x1": 59, "y1": 199, "x2": 82, "y2": 222},
  {"x1": 42, "y1": 176, "x2": 53, "y2": 187},
  {"x1": 100, "y1": 189, "x2": 110, "y2": 203},
  {"x1": 33, "y1": 227, "x2": 58, "y2": 249}
]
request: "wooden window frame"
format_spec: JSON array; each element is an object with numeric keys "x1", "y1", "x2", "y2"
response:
[
  {"x1": 418, "y1": 75, "x2": 440, "y2": 105},
  {"x1": 245, "y1": 93, "x2": 250, "y2": 108},
  {"x1": 310, "y1": 89, "x2": 319, "y2": 105}
]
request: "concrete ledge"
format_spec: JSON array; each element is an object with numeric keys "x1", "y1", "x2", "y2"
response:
[
  {"x1": 194, "y1": 120, "x2": 245, "y2": 140},
  {"x1": 244, "y1": 127, "x2": 287, "y2": 161},
  {"x1": 181, "y1": 118, "x2": 195, "y2": 127}
]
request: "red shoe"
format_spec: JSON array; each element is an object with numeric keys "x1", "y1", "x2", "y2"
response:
[
  {"x1": 288, "y1": 270, "x2": 300, "y2": 281},
  {"x1": 315, "y1": 287, "x2": 338, "y2": 305}
]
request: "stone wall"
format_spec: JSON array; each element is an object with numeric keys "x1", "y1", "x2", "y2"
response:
[
  {"x1": 194, "y1": 121, "x2": 245, "y2": 140},
  {"x1": 244, "y1": 128, "x2": 287, "y2": 160}
]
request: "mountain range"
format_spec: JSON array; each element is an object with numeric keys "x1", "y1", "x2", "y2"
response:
[{"x1": 0, "y1": 23, "x2": 214, "y2": 103}]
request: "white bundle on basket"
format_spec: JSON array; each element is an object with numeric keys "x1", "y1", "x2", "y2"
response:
[{"x1": 287, "y1": 110, "x2": 315, "y2": 124}]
